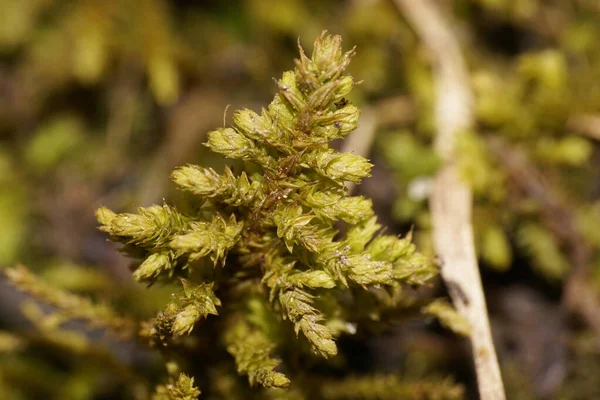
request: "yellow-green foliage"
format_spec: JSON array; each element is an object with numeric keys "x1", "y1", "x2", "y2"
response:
[
  {"x1": 224, "y1": 316, "x2": 290, "y2": 389},
  {"x1": 0, "y1": 150, "x2": 28, "y2": 265},
  {"x1": 92, "y1": 33, "x2": 437, "y2": 396},
  {"x1": 0, "y1": 332, "x2": 25, "y2": 354},
  {"x1": 422, "y1": 299, "x2": 471, "y2": 337},
  {"x1": 0, "y1": 0, "x2": 180, "y2": 105},
  {"x1": 152, "y1": 373, "x2": 201, "y2": 400},
  {"x1": 24, "y1": 115, "x2": 85, "y2": 172},
  {"x1": 516, "y1": 223, "x2": 569, "y2": 281}
]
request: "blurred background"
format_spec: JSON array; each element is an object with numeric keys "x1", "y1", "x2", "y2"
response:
[{"x1": 1, "y1": 0, "x2": 600, "y2": 399}]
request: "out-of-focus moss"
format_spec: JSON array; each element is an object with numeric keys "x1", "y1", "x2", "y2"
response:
[
  {"x1": 0, "y1": 0, "x2": 49, "y2": 50},
  {"x1": 379, "y1": 131, "x2": 440, "y2": 181},
  {"x1": 480, "y1": 224, "x2": 512, "y2": 271},
  {"x1": 24, "y1": 115, "x2": 84, "y2": 172},
  {"x1": 0, "y1": 149, "x2": 28, "y2": 265},
  {"x1": 38, "y1": 260, "x2": 113, "y2": 293}
]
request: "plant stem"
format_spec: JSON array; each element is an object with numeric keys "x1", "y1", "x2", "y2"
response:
[{"x1": 393, "y1": 1, "x2": 506, "y2": 398}]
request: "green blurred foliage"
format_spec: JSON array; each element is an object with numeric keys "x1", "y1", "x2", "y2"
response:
[{"x1": 0, "y1": 148, "x2": 28, "y2": 265}]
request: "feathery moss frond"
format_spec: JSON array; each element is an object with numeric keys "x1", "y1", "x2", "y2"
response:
[
  {"x1": 143, "y1": 279, "x2": 221, "y2": 342},
  {"x1": 3, "y1": 265, "x2": 135, "y2": 338},
  {"x1": 279, "y1": 288, "x2": 337, "y2": 358},
  {"x1": 152, "y1": 373, "x2": 200, "y2": 400},
  {"x1": 95, "y1": 31, "x2": 437, "y2": 389},
  {"x1": 225, "y1": 316, "x2": 290, "y2": 388}
]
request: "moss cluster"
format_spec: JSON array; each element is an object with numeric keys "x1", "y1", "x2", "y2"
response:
[{"x1": 87, "y1": 32, "x2": 437, "y2": 396}]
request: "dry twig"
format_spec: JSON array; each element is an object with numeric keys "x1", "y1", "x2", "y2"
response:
[{"x1": 393, "y1": 1, "x2": 505, "y2": 398}]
